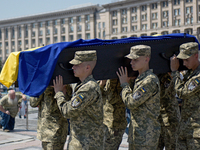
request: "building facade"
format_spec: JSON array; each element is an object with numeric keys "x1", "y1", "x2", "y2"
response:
[{"x1": 0, "y1": 0, "x2": 200, "y2": 62}]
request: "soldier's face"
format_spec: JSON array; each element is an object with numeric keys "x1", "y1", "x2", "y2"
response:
[
  {"x1": 130, "y1": 56, "x2": 148, "y2": 71},
  {"x1": 72, "y1": 63, "x2": 87, "y2": 78},
  {"x1": 183, "y1": 54, "x2": 197, "y2": 70}
]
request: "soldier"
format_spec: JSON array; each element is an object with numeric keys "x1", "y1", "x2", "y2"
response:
[
  {"x1": 99, "y1": 79, "x2": 127, "y2": 150},
  {"x1": 170, "y1": 42, "x2": 200, "y2": 149},
  {"x1": 157, "y1": 73, "x2": 180, "y2": 150},
  {"x1": 30, "y1": 85, "x2": 72, "y2": 150},
  {"x1": 53, "y1": 50, "x2": 104, "y2": 150},
  {"x1": 116, "y1": 45, "x2": 161, "y2": 150}
]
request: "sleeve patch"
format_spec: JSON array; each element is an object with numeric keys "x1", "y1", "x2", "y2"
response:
[
  {"x1": 188, "y1": 80, "x2": 198, "y2": 91},
  {"x1": 71, "y1": 95, "x2": 84, "y2": 108},
  {"x1": 141, "y1": 87, "x2": 146, "y2": 93},
  {"x1": 133, "y1": 90, "x2": 143, "y2": 100}
]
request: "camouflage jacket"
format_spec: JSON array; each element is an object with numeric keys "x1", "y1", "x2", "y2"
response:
[
  {"x1": 121, "y1": 69, "x2": 161, "y2": 146},
  {"x1": 101, "y1": 79, "x2": 127, "y2": 130},
  {"x1": 30, "y1": 86, "x2": 72, "y2": 143},
  {"x1": 158, "y1": 73, "x2": 180, "y2": 129},
  {"x1": 55, "y1": 75, "x2": 104, "y2": 150},
  {"x1": 0, "y1": 93, "x2": 22, "y2": 118},
  {"x1": 171, "y1": 65, "x2": 200, "y2": 138}
]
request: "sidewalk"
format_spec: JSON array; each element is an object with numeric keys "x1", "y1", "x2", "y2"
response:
[{"x1": 0, "y1": 129, "x2": 128, "y2": 150}]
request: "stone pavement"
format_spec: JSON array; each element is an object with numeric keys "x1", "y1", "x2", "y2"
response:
[{"x1": 0, "y1": 103, "x2": 129, "y2": 150}]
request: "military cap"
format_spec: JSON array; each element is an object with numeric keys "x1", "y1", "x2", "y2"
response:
[
  {"x1": 69, "y1": 50, "x2": 97, "y2": 65},
  {"x1": 125, "y1": 45, "x2": 151, "y2": 59},
  {"x1": 177, "y1": 42, "x2": 199, "y2": 59}
]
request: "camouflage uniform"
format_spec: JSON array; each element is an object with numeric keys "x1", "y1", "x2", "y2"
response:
[
  {"x1": 54, "y1": 50, "x2": 104, "y2": 150},
  {"x1": 157, "y1": 73, "x2": 180, "y2": 150},
  {"x1": 101, "y1": 79, "x2": 127, "y2": 150},
  {"x1": 121, "y1": 45, "x2": 161, "y2": 150},
  {"x1": 30, "y1": 86, "x2": 72, "y2": 150},
  {"x1": 171, "y1": 42, "x2": 200, "y2": 150}
]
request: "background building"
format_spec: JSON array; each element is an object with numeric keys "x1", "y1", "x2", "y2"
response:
[{"x1": 0, "y1": 0, "x2": 199, "y2": 63}]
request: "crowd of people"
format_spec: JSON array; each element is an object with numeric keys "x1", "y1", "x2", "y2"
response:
[{"x1": 0, "y1": 41, "x2": 199, "y2": 150}]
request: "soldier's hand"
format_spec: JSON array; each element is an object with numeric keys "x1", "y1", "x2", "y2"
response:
[
  {"x1": 170, "y1": 54, "x2": 179, "y2": 71},
  {"x1": 6, "y1": 110, "x2": 10, "y2": 115},
  {"x1": 53, "y1": 75, "x2": 64, "y2": 93},
  {"x1": 99, "y1": 80, "x2": 107, "y2": 88},
  {"x1": 116, "y1": 66, "x2": 129, "y2": 84},
  {"x1": 22, "y1": 94, "x2": 26, "y2": 100}
]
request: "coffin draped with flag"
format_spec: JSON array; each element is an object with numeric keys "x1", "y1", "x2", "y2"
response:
[{"x1": 0, "y1": 33, "x2": 199, "y2": 97}]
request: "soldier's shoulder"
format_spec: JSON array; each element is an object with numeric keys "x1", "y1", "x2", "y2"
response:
[{"x1": 145, "y1": 71, "x2": 159, "y2": 84}]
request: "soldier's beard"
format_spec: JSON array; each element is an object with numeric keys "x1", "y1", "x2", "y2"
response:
[{"x1": 8, "y1": 96, "x2": 17, "y2": 105}]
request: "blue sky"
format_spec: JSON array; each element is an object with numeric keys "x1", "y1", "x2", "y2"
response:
[{"x1": 0, "y1": 0, "x2": 114, "y2": 20}]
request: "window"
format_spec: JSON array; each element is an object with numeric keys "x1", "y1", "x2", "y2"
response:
[
  {"x1": 12, "y1": 49, "x2": 15, "y2": 52},
  {"x1": 46, "y1": 38, "x2": 50, "y2": 45},
  {"x1": 103, "y1": 31, "x2": 105, "y2": 38},
  {"x1": 86, "y1": 33, "x2": 90, "y2": 39},
  {"x1": 152, "y1": 23, "x2": 158, "y2": 29},
  {"x1": 102, "y1": 22, "x2": 105, "y2": 28},
  {"x1": 141, "y1": 5, "x2": 147, "y2": 11},
  {"x1": 54, "y1": 28, "x2": 57, "y2": 34},
  {"x1": 39, "y1": 22, "x2": 43, "y2": 28},
  {"x1": 185, "y1": 28, "x2": 193, "y2": 34},
  {"x1": 25, "y1": 40, "x2": 28, "y2": 45},
  {"x1": 112, "y1": 11, "x2": 117, "y2": 17},
  {"x1": 122, "y1": 27, "x2": 127, "y2": 32},
  {"x1": 162, "y1": 31, "x2": 169, "y2": 35},
  {"x1": 70, "y1": 26, "x2": 74, "y2": 32},
  {"x1": 142, "y1": 14, "x2": 147, "y2": 21},
  {"x1": 18, "y1": 41, "x2": 21, "y2": 45},
  {"x1": 78, "y1": 34, "x2": 82, "y2": 39},
  {"x1": 173, "y1": 30, "x2": 180, "y2": 33},
  {"x1": 32, "y1": 23, "x2": 35, "y2": 28},
  {"x1": 98, "y1": 22, "x2": 101, "y2": 29},
  {"x1": 39, "y1": 38, "x2": 43, "y2": 45},
  {"x1": 54, "y1": 37, "x2": 57, "y2": 43},
  {"x1": 12, "y1": 28, "x2": 15, "y2": 39},
  {"x1": 62, "y1": 27, "x2": 65, "y2": 33},
  {"x1": 12, "y1": 41, "x2": 15, "y2": 46},
  {"x1": 86, "y1": 23, "x2": 90, "y2": 30},
  {"x1": 163, "y1": 21, "x2": 169, "y2": 27},
  {"x1": 174, "y1": 0, "x2": 180, "y2": 5},
  {"x1": 98, "y1": 32, "x2": 101, "y2": 38},
  {"x1": 32, "y1": 31, "x2": 35, "y2": 37},
  {"x1": 39, "y1": 30, "x2": 43, "y2": 36},
  {"x1": 163, "y1": 11, "x2": 168, "y2": 18},
  {"x1": 112, "y1": 28, "x2": 118, "y2": 34},
  {"x1": 113, "y1": 19, "x2": 118, "y2": 25},
  {"x1": 69, "y1": 17, "x2": 73, "y2": 24},
  {"x1": 6, "y1": 49, "x2": 9, "y2": 54},
  {"x1": 0, "y1": 30, "x2": 1, "y2": 39},
  {"x1": 5, "y1": 28, "x2": 8, "y2": 39},
  {"x1": 69, "y1": 35, "x2": 73, "y2": 41},
  {"x1": 186, "y1": 0, "x2": 192, "y2": 3},
  {"x1": 18, "y1": 26, "x2": 21, "y2": 38},
  {"x1": 163, "y1": 1, "x2": 168, "y2": 7},
  {"x1": 5, "y1": 42, "x2": 8, "y2": 47},
  {"x1": 152, "y1": 3, "x2": 157, "y2": 9},
  {"x1": 0, "y1": 43, "x2": 1, "y2": 47},
  {"x1": 122, "y1": 17, "x2": 127, "y2": 24},
  {"x1": 77, "y1": 16, "x2": 81, "y2": 22},
  {"x1": 186, "y1": 17, "x2": 193, "y2": 24},
  {"x1": 174, "y1": 9, "x2": 181, "y2": 16},
  {"x1": 32, "y1": 39, "x2": 35, "y2": 45},
  {"x1": 61, "y1": 19, "x2": 65, "y2": 24},
  {"x1": 131, "y1": 7, "x2": 137, "y2": 13},
  {"x1": 54, "y1": 20, "x2": 57, "y2": 26},
  {"x1": 186, "y1": 6, "x2": 193, "y2": 14},
  {"x1": 62, "y1": 36, "x2": 65, "y2": 42},
  {"x1": 132, "y1": 15, "x2": 137, "y2": 22},
  {"x1": 141, "y1": 34, "x2": 147, "y2": 36},
  {"x1": 122, "y1": 9, "x2": 127, "y2": 15},
  {"x1": 77, "y1": 25, "x2": 82, "y2": 32},
  {"x1": 46, "y1": 29, "x2": 50, "y2": 35},
  {"x1": 175, "y1": 19, "x2": 181, "y2": 26},
  {"x1": 152, "y1": 13, "x2": 158, "y2": 19},
  {"x1": 142, "y1": 24, "x2": 147, "y2": 30},
  {"x1": 0, "y1": 50, "x2": 2, "y2": 55},
  {"x1": 85, "y1": 15, "x2": 90, "y2": 22},
  {"x1": 25, "y1": 26, "x2": 28, "y2": 37},
  {"x1": 46, "y1": 21, "x2": 50, "y2": 26},
  {"x1": 132, "y1": 25, "x2": 137, "y2": 31}
]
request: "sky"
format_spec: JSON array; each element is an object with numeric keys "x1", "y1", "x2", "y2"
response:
[{"x1": 0, "y1": 0, "x2": 117, "y2": 20}]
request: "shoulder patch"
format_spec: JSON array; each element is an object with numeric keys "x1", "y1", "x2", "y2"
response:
[
  {"x1": 188, "y1": 80, "x2": 199, "y2": 91},
  {"x1": 133, "y1": 90, "x2": 143, "y2": 100},
  {"x1": 71, "y1": 94, "x2": 84, "y2": 108}
]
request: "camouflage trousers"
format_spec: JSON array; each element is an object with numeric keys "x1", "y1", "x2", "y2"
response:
[
  {"x1": 129, "y1": 143, "x2": 158, "y2": 150},
  {"x1": 157, "y1": 126, "x2": 177, "y2": 150},
  {"x1": 42, "y1": 141, "x2": 65, "y2": 150},
  {"x1": 176, "y1": 136, "x2": 200, "y2": 150},
  {"x1": 103, "y1": 127, "x2": 126, "y2": 150}
]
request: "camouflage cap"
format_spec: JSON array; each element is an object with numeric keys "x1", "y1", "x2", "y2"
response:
[
  {"x1": 177, "y1": 42, "x2": 199, "y2": 59},
  {"x1": 69, "y1": 50, "x2": 97, "y2": 65},
  {"x1": 125, "y1": 45, "x2": 151, "y2": 59}
]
